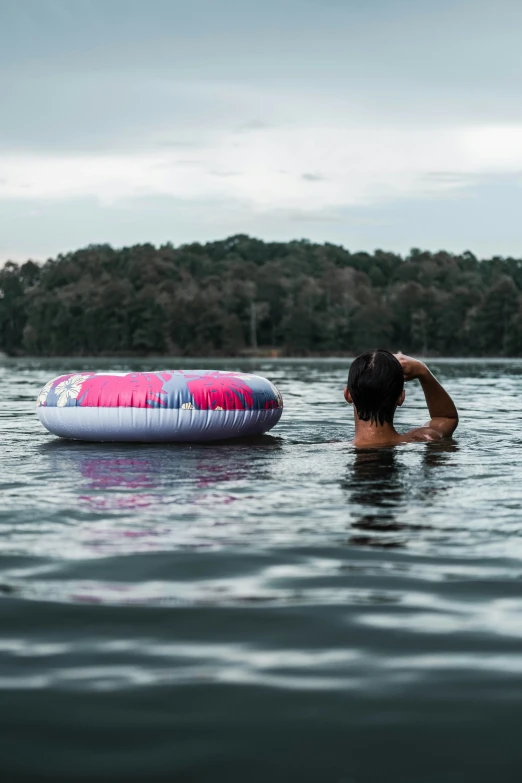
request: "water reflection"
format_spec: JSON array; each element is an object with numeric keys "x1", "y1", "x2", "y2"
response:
[
  {"x1": 39, "y1": 435, "x2": 282, "y2": 513},
  {"x1": 30, "y1": 436, "x2": 284, "y2": 558},
  {"x1": 421, "y1": 440, "x2": 459, "y2": 467},
  {"x1": 342, "y1": 448, "x2": 407, "y2": 548},
  {"x1": 417, "y1": 440, "x2": 459, "y2": 505},
  {"x1": 343, "y1": 442, "x2": 458, "y2": 549}
]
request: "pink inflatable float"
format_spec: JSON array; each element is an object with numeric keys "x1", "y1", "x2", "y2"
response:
[{"x1": 36, "y1": 370, "x2": 283, "y2": 442}]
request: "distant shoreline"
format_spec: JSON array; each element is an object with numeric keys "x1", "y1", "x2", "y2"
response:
[{"x1": 2, "y1": 351, "x2": 521, "y2": 362}]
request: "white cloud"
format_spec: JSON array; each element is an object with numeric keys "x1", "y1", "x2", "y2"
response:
[{"x1": 2, "y1": 124, "x2": 522, "y2": 213}]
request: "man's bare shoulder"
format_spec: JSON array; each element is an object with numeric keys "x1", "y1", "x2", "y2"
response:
[{"x1": 398, "y1": 427, "x2": 444, "y2": 443}]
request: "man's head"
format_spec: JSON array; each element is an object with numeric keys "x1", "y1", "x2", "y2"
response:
[{"x1": 344, "y1": 349, "x2": 405, "y2": 425}]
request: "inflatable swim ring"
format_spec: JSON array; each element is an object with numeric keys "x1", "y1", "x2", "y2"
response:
[{"x1": 36, "y1": 370, "x2": 283, "y2": 442}]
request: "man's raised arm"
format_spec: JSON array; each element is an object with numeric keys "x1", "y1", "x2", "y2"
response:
[{"x1": 395, "y1": 353, "x2": 459, "y2": 439}]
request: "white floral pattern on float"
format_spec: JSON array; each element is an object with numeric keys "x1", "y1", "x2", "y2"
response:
[
  {"x1": 54, "y1": 374, "x2": 91, "y2": 407},
  {"x1": 37, "y1": 380, "x2": 54, "y2": 406}
]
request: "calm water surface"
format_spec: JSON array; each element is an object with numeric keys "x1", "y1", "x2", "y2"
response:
[{"x1": 1, "y1": 357, "x2": 522, "y2": 782}]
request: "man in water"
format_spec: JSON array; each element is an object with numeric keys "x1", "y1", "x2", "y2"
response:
[{"x1": 345, "y1": 349, "x2": 458, "y2": 448}]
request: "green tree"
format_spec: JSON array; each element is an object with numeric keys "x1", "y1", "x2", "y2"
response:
[{"x1": 2, "y1": 236, "x2": 522, "y2": 358}]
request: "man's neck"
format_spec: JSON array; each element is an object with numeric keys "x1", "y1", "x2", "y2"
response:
[{"x1": 352, "y1": 415, "x2": 400, "y2": 447}]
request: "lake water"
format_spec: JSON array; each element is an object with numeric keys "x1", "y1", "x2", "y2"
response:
[{"x1": 2, "y1": 357, "x2": 522, "y2": 782}]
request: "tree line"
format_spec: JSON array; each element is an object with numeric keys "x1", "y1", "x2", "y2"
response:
[{"x1": 1, "y1": 234, "x2": 522, "y2": 357}]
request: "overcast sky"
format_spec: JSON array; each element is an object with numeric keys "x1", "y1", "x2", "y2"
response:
[{"x1": 1, "y1": 0, "x2": 522, "y2": 261}]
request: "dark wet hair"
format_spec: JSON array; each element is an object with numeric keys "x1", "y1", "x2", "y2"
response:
[{"x1": 347, "y1": 349, "x2": 404, "y2": 425}]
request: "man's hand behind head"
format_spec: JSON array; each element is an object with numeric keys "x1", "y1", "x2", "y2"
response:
[{"x1": 393, "y1": 352, "x2": 428, "y2": 382}]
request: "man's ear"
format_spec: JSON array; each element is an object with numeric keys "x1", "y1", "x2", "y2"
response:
[
  {"x1": 344, "y1": 386, "x2": 353, "y2": 404},
  {"x1": 397, "y1": 389, "x2": 406, "y2": 407}
]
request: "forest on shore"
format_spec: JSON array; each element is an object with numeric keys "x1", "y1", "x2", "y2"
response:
[{"x1": 1, "y1": 234, "x2": 522, "y2": 357}]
